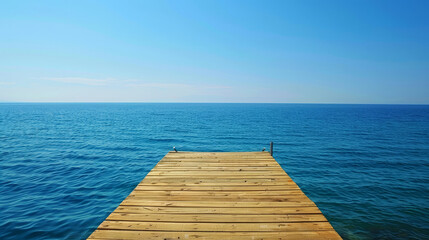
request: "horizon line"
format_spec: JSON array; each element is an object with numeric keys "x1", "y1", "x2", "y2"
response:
[{"x1": 0, "y1": 101, "x2": 428, "y2": 105}]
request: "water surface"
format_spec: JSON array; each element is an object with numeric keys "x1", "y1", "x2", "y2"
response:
[{"x1": 0, "y1": 103, "x2": 428, "y2": 239}]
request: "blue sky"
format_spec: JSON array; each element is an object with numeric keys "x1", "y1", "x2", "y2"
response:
[{"x1": 1, "y1": 0, "x2": 428, "y2": 103}]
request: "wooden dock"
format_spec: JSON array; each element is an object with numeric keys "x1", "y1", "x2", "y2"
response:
[{"x1": 88, "y1": 151, "x2": 341, "y2": 239}]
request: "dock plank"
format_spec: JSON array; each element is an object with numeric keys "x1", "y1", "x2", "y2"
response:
[
  {"x1": 88, "y1": 230, "x2": 341, "y2": 240},
  {"x1": 88, "y1": 151, "x2": 341, "y2": 239}
]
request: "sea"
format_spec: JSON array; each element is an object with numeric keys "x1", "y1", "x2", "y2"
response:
[{"x1": 0, "y1": 103, "x2": 428, "y2": 239}]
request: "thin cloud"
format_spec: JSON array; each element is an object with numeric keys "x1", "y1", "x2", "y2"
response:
[
  {"x1": 126, "y1": 83, "x2": 192, "y2": 88},
  {"x1": 127, "y1": 82, "x2": 231, "y2": 90},
  {"x1": 44, "y1": 77, "x2": 111, "y2": 86},
  {"x1": 43, "y1": 77, "x2": 232, "y2": 91},
  {"x1": 0, "y1": 82, "x2": 14, "y2": 85}
]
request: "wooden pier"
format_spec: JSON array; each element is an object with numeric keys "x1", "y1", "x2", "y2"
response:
[{"x1": 88, "y1": 151, "x2": 341, "y2": 239}]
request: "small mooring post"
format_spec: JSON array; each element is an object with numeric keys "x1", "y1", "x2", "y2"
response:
[{"x1": 270, "y1": 142, "x2": 273, "y2": 156}]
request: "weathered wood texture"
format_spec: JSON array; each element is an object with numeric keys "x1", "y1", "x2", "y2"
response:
[{"x1": 88, "y1": 152, "x2": 341, "y2": 240}]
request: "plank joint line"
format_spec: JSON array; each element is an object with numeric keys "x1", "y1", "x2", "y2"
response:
[{"x1": 88, "y1": 151, "x2": 341, "y2": 239}]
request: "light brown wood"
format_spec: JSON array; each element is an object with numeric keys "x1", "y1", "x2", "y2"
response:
[
  {"x1": 140, "y1": 178, "x2": 296, "y2": 185},
  {"x1": 114, "y1": 206, "x2": 324, "y2": 214},
  {"x1": 130, "y1": 190, "x2": 305, "y2": 195},
  {"x1": 88, "y1": 151, "x2": 341, "y2": 239},
  {"x1": 134, "y1": 185, "x2": 300, "y2": 190},
  {"x1": 87, "y1": 230, "x2": 341, "y2": 240},
  {"x1": 153, "y1": 166, "x2": 283, "y2": 170},
  {"x1": 106, "y1": 213, "x2": 328, "y2": 222},
  {"x1": 120, "y1": 200, "x2": 316, "y2": 207},
  {"x1": 97, "y1": 221, "x2": 335, "y2": 231}
]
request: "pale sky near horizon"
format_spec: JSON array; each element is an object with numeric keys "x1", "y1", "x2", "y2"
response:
[{"x1": 1, "y1": 0, "x2": 428, "y2": 103}]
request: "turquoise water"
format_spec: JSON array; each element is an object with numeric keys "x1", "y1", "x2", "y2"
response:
[{"x1": 0, "y1": 103, "x2": 428, "y2": 239}]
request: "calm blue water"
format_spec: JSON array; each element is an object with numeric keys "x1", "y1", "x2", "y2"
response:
[{"x1": 0, "y1": 103, "x2": 428, "y2": 239}]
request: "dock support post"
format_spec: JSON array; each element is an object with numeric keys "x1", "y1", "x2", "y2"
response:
[{"x1": 270, "y1": 142, "x2": 273, "y2": 156}]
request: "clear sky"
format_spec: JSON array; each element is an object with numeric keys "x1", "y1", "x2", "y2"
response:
[{"x1": 1, "y1": 0, "x2": 428, "y2": 103}]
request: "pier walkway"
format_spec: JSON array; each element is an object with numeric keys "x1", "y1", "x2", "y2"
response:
[{"x1": 88, "y1": 151, "x2": 341, "y2": 239}]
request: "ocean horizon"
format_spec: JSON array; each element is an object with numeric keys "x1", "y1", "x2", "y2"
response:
[{"x1": 1, "y1": 103, "x2": 428, "y2": 239}]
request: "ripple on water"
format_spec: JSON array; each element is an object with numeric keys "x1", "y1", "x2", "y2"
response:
[{"x1": 0, "y1": 103, "x2": 428, "y2": 239}]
